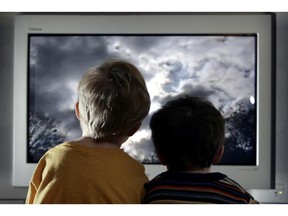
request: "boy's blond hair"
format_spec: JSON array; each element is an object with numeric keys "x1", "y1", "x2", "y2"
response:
[{"x1": 77, "y1": 59, "x2": 150, "y2": 139}]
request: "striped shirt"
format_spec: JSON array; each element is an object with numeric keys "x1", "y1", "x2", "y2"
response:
[{"x1": 143, "y1": 171, "x2": 259, "y2": 204}]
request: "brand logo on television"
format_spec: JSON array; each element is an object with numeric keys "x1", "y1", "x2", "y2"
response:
[{"x1": 28, "y1": 27, "x2": 43, "y2": 31}]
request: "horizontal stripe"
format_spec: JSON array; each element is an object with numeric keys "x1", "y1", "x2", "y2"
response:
[{"x1": 144, "y1": 171, "x2": 256, "y2": 204}]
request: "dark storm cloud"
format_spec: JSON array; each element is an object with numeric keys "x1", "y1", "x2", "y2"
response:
[
  {"x1": 30, "y1": 36, "x2": 110, "y2": 80},
  {"x1": 32, "y1": 84, "x2": 74, "y2": 112},
  {"x1": 30, "y1": 36, "x2": 117, "y2": 128}
]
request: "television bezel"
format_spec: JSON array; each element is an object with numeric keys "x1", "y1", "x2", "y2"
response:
[{"x1": 13, "y1": 13, "x2": 275, "y2": 191}]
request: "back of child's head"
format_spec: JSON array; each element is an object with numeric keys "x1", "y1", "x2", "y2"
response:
[
  {"x1": 77, "y1": 58, "x2": 150, "y2": 139},
  {"x1": 150, "y1": 96, "x2": 225, "y2": 171}
]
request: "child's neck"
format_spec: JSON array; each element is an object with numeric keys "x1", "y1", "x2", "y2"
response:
[
  {"x1": 183, "y1": 167, "x2": 211, "y2": 174},
  {"x1": 75, "y1": 136, "x2": 122, "y2": 149},
  {"x1": 168, "y1": 166, "x2": 211, "y2": 174}
]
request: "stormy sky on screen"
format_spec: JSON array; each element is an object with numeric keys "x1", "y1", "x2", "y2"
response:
[{"x1": 29, "y1": 35, "x2": 256, "y2": 162}]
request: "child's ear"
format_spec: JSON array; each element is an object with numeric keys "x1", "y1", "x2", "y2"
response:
[
  {"x1": 213, "y1": 145, "x2": 224, "y2": 164},
  {"x1": 75, "y1": 101, "x2": 80, "y2": 120},
  {"x1": 127, "y1": 123, "x2": 142, "y2": 136}
]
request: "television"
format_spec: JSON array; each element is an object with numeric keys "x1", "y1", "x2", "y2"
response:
[{"x1": 13, "y1": 14, "x2": 275, "y2": 196}]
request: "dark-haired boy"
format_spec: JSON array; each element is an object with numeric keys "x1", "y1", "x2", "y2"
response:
[{"x1": 144, "y1": 96, "x2": 258, "y2": 204}]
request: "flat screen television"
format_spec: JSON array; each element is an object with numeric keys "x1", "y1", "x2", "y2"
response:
[{"x1": 13, "y1": 14, "x2": 275, "y2": 194}]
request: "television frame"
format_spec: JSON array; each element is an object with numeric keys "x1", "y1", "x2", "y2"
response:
[{"x1": 13, "y1": 13, "x2": 275, "y2": 195}]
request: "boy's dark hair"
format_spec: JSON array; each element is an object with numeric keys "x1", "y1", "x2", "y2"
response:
[{"x1": 150, "y1": 96, "x2": 225, "y2": 171}]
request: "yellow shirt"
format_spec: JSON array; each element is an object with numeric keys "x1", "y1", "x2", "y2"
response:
[{"x1": 25, "y1": 142, "x2": 148, "y2": 204}]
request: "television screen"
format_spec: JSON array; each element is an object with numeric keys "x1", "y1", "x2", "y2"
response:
[{"x1": 28, "y1": 34, "x2": 257, "y2": 165}]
